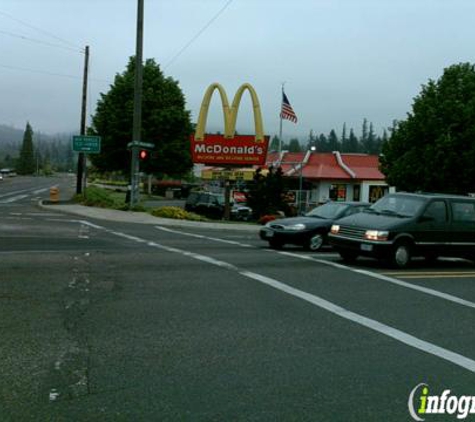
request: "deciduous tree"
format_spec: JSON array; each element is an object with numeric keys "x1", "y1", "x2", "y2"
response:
[
  {"x1": 90, "y1": 57, "x2": 193, "y2": 178},
  {"x1": 381, "y1": 63, "x2": 475, "y2": 194}
]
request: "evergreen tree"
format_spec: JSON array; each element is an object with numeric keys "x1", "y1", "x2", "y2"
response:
[
  {"x1": 327, "y1": 129, "x2": 339, "y2": 151},
  {"x1": 361, "y1": 118, "x2": 369, "y2": 148},
  {"x1": 340, "y1": 123, "x2": 348, "y2": 152},
  {"x1": 17, "y1": 122, "x2": 36, "y2": 175},
  {"x1": 362, "y1": 122, "x2": 376, "y2": 153},
  {"x1": 348, "y1": 128, "x2": 359, "y2": 152},
  {"x1": 318, "y1": 133, "x2": 329, "y2": 152},
  {"x1": 269, "y1": 135, "x2": 280, "y2": 151},
  {"x1": 287, "y1": 138, "x2": 302, "y2": 152}
]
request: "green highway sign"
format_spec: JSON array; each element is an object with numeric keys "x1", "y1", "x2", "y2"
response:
[{"x1": 72, "y1": 135, "x2": 101, "y2": 153}]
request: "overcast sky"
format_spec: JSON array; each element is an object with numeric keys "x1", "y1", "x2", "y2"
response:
[{"x1": 1, "y1": 0, "x2": 475, "y2": 141}]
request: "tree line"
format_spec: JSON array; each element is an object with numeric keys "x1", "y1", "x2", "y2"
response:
[
  {"x1": 270, "y1": 119, "x2": 388, "y2": 154},
  {"x1": 0, "y1": 122, "x2": 75, "y2": 174}
]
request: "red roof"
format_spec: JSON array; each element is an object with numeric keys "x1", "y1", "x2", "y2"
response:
[
  {"x1": 264, "y1": 151, "x2": 385, "y2": 181},
  {"x1": 340, "y1": 154, "x2": 384, "y2": 180},
  {"x1": 302, "y1": 153, "x2": 350, "y2": 179}
]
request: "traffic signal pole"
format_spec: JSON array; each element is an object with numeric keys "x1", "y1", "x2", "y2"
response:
[{"x1": 130, "y1": 0, "x2": 144, "y2": 207}]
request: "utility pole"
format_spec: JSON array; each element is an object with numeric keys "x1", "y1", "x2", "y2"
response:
[
  {"x1": 76, "y1": 45, "x2": 90, "y2": 194},
  {"x1": 129, "y1": 0, "x2": 144, "y2": 207}
]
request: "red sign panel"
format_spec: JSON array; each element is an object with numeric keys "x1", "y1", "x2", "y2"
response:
[{"x1": 190, "y1": 134, "x2": 269, "y2": 166}]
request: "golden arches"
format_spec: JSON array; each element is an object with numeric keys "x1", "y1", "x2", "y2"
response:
[{"x1": 194, "y1": 83, "x2": 265, "y2": 143}]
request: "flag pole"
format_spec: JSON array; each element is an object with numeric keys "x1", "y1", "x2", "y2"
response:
[{"x1": 279, "y1": 83, "x2": 284, "y2": 155}]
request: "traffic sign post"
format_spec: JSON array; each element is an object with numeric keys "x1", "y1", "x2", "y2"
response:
[{"x1": 72, "y1": 135, "x2": 101, "y2": 154}]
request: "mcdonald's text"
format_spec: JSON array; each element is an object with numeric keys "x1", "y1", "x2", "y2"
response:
[{"x1": 190, "y1": 134, "x2": 269, "y2": 166}]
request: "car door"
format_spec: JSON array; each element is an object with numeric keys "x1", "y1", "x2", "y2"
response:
[
  {"x1": 449, "y1": 200, "x2": 475, "y2": 258},
  {"x1": 416, "y1": 200, "x2": 450, "y2": 257}
]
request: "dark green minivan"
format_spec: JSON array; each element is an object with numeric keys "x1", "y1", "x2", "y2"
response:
[{"x1": 328, "y1": 192, "x2": 475, "y2": 268}]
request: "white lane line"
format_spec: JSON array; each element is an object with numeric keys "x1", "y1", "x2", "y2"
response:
[
  {"x1": 0, "y1": 188, "x2": 32, "y2": 199},
  {"x1": 155, "y1": 226, "x2": 254, "y2": 247},
  {"x1": 33, "y1": 188, "x2": 48, "y2": 194},
  {"x1": 156, "y1": 226, "x2": 475, "y2": 311},
  {"x1": 278, "y1": 251, "x2": 475, "y2": 310},
  {"x1": 0, "y1": 194, "x2": 28, "y2": 203},
  {"x1": 79, "y1": 220, "x2": 475, "y2": 373}
]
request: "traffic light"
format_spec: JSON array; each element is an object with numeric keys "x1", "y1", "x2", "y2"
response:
[{"x1": 139, "y1": 150, "x2": 148, "y2": 161}]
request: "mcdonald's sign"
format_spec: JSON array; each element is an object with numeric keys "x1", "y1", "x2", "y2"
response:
[{"x1": 190, "y1": 83, "x2": 269, "y2": 166}]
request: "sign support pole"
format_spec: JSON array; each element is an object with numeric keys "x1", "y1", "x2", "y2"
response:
[
  {"x1": 129, "y1": 0, "x2": 144, "y2": 208},
  {"x1": 76, "y1": 45, "x2": 90, "y2": 195}
]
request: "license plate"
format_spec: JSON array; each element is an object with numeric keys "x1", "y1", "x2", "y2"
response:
[
  {"x1": 361, "y1": 244, "x2": 373, "y2": 251},
  {"x1": 263, "y1": 230, "x2": 274, "y2": 238}
]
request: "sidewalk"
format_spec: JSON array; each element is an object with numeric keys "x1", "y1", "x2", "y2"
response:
[{"x1": 40, "y1": 201, "x2": 260, "y2": 232}]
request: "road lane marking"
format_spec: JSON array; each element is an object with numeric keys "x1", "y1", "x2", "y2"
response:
[
  {"x1": 0, "y1": 194, "x2": 28, "y2": 203},
  {"x1": 382, "y1": 271, "x2": 475, "y2": 279},
  {"x1": 391, "y1": 274, "x2": 475, "y2": 279},
  {"x1": 279, "y1": 251, "x2": 475, "y2": 310},
  {"x1": 77, "y1": 220, "x2": 475, "y2": 374},
  {"x1": 155, "y1": 226, "x2": 254, "y2": 247},
  {"x1": 0, "y1": 188, "x2": 33, "y2": 198},
  {"x1": 154, "y1": 225, "x2": 475, "y2": 311},
  {"x1": 384, "y1": 271, "x2": 475, "y2": 275},
  {"x1": 33, "y1": 188, "x2": 48, "y2": 194}
]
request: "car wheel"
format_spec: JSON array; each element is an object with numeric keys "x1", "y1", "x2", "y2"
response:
[
  {"x1": 269, "y1": 240, "x2": 283, "y2": 250},
  {"x1": 391, "y1": 241, "x2": 412, "y2": 269},
  {"x1": 338, "y1": 249, "x2": 358, "y2": 263},
  {"x1": 306, "y1": 233, "x2": 324, "y2": 251}
]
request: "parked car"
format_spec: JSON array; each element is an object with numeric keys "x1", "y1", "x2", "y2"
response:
[
  {"x1": 328, "y1": 192, "x2": 475, "y2": 268},
  {"x1": 185, "y1": 191, "x2": 252, "y2": 221},
  {"x1": 259, "y1": 201, "x2": 370, "y2": 251}
]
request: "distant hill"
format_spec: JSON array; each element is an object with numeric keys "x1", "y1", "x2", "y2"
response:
[
  {"x1": 0, "y1": 124, "x2": 24, "y2": 144},
  {"x1": 0, "y1": 124, "x2": 75, "y2": 171}
]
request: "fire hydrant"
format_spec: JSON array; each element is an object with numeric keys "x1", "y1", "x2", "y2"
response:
[{"x1": 49, "y1": 186, "x2": 59, "y2": 203}]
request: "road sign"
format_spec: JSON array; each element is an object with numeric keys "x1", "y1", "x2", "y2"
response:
[
  {"x1": 127, "y1": 141, "x2": 154, "y2": 150},
  {"x1": 72, "y1": 135, "x2": 101, "y2": 153}
]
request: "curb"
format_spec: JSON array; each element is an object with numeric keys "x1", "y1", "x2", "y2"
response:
[{"x1": 39, "y1": 201, "x2": 260, "y2": 232}]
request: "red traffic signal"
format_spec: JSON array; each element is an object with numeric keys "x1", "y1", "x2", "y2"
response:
[{"x1": 139, "y1": 150, "x2": 148, "y2": 160}]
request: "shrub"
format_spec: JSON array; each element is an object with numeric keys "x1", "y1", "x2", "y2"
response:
[
  {"x1": 150, "y1": 206, "x2": 207, "y2": 221},
  {"x1": 74, "y1": 186, "x2": 118, "y2": 208}
]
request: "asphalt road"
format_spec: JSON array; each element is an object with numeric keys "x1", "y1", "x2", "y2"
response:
[{"x1": 1, "y1": 175, "x2": 475, "y2": 421}]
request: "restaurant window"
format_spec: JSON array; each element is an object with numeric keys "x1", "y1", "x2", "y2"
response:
[
  {"x1": 329, "y1": 184, "x2": 347, "y2": 201},
  {"x1": 369, "y1": 185, "x2": 387, "y2": 203}
]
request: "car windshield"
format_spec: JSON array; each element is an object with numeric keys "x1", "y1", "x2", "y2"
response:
[
  {"x1": 370, "y1": 195, "x2": 425, "y2": 217},
  {"x1": 305, "y1": 202, "x2": 349, "y2": 219}
]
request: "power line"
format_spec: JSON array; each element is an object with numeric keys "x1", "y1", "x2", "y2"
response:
[
  {"x1": 0, "y1": 63, "x2": 110, "y2": 84},
  {"x1": 163, "y1": 0, "x2": 235, "y2": 70},
  {"x1": 0, "y1": 9, "x2": 82, "y2": 50},
  {"x1": 0, "y1": 29, "x2": 83, "y2": 53}
]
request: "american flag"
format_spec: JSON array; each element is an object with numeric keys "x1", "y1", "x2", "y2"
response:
[{"x1": 280, "y1": 92, "x2": 298, "y2": 123}]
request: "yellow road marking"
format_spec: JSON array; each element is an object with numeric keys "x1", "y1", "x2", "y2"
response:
[
  {"x1": 399, "y1": 274, "x2": 475, "y2": 279},
  {"x1": 381, "y1": 271, "x2": 475, "y2": 279}
]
